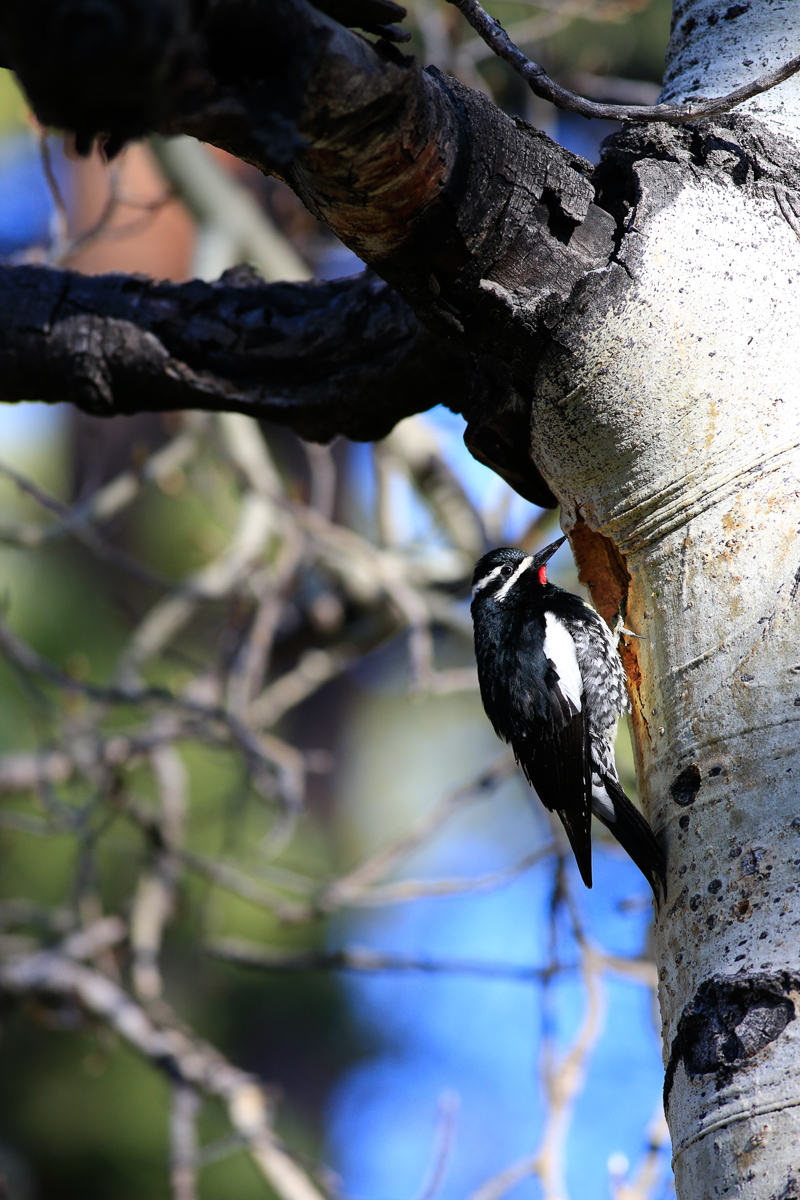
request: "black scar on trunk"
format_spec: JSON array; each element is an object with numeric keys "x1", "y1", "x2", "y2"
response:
[
  {"x1": 670, "y1": 764, "x2": 702, "y2": 806},
  {"x1": 663, "y1": 973, "x2": 799, "y2": 1113}
]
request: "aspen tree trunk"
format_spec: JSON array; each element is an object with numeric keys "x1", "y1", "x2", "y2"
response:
[{"x1": 531, "y1": 6, "x2": 800, "y2": 1194}]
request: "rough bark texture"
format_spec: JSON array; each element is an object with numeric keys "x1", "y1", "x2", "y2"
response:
[
  {"x1": 0, "y1": 264, "x2": 495, "y2": 442},
  {"x1": 1, "y1": 1, "x2": 800, "y2": 1195},
  {"x1": 0, "y1": 0, "x2": 621, "y2": 503}
]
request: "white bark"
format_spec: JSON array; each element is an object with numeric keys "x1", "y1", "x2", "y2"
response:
[
  {"x1": 662, "y1": 0, "x2": 800, "y2": 142},
  {"x1": 523, "y1": 4, "x2": 800, "y2": 1194}
]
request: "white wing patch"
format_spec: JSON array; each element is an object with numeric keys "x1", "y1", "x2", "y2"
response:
[
  {"x1": 543, "y1": 612, "x2": 583, "y2": 711},
  {"x1": 471, "y1": 564, "x2": 504, "y2": 599},
  {"x1": 494, "y1": 555, "x2": 533, "y2": 602}
]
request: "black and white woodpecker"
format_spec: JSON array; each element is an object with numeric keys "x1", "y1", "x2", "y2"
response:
[{"x1": 470, "y1": 536, "x2": 666, "y2": 901}]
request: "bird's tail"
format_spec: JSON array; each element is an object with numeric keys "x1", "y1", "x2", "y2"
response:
[{"x1": 594, "y1": 773, "x2": 667, "y2": 904}]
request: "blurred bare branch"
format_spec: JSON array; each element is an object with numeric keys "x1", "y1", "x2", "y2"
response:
[
  {"x1": 416, "y1": 1091, "x2": 460, "y2": 1200},
  {"x1": 130, "y1": 744, "x2": 188, "y2": 1001},
  {"x1": 379, "y1": 417, "x2": 486, "y2": 558},
  {"x1": 0, "y1": 455, "x2": 173, "y2": 587},
  {"x1": 206, "y1": 938, "x2": 559, "y2": 982},
  {"x1": 0, "y1": 416, "x2": 206, "y2": 566},
  {"x1": 0, "y1": 613, "x2": 306, "y2": 808},
  {"x1": 39, "y1": 133, "x2": 69, "y2": 251},
  {"x1": 611, "y1": 1109, "x2": 671, "y2": 1200},
  {"x1": 150, "y1": 136, "x2": 310, "y2": 284},
  {"x1": 467, "y1": 946, "x2": 606, "y2": 1200},
  {"x1": 316, "y1": 755, "x2": 517, "y2": 912},
  {"x1": 0, "y1": 932, "x2": 329, "y2": 1200},
  {"x1": 170, "y1": 1084, "x2": 201, "y2": 1200}
]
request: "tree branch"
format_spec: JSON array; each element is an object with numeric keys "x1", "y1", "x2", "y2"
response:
[
  {"x1": 0, "y1": 939, "x2": 329, "y2": 1200},
  {"x1": 206, "y1": 937, "x2": 560, "y2": 981},
  {"x1": 446, "y1": 0, "x2": 800, "y2": 125},
  {"x1": 0, "y1": 1, "x2": 606, "y2": 503},
  {"x1": 0, "y1": 264, "x2": 474, "y2": 441},
  {"x1": 0, "y1": 2, "x2": 617, "y2": 338}
]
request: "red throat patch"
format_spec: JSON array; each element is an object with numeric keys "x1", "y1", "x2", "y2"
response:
[{"x1": 537, "y1": 566, "x2": 547, "y2": 585}]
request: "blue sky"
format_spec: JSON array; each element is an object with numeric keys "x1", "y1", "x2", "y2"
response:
[{"x1": 325, "y1": 827, "x2": 664, "y2": 1200}]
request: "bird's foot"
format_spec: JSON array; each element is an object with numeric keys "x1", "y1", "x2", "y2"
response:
[{"x1": 611, "y1": 610, "x2": 644, "y2": 641}]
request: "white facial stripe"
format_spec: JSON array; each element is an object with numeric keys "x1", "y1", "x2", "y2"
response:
[
  {"x1": 543, "y1": 612, "x2": 583, "y2": 711},
  {"x1": 494, "y1": 556, "x2": 533, "y2": 603},
  {"x1": 472, "y1": 564, "x2": 504, "y2": 599}
]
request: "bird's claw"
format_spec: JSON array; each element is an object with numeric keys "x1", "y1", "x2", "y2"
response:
[{"x1": 611, "y1": 611, "x2": 644, "y2": 641}]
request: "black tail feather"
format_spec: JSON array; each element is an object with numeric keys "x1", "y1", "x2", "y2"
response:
[
  {"x1": 555, "y1": 805, "x2": 593, "y2": 890},
  {"x1": 595, "y1": 775, "x2": 667, "y2": 904}
]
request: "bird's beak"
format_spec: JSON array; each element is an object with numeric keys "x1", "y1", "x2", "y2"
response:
[{"x1": 532, "y1": 535, "x2": 567, "y2": 568}]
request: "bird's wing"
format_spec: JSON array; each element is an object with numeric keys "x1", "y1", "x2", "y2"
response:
[{"x1": 515, "y1": 620, "x2": 594, "y2": 887}]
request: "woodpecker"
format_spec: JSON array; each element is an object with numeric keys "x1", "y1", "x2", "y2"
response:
[{"x1": 471, "y1": 536, "x2": 666, "y2": 901}]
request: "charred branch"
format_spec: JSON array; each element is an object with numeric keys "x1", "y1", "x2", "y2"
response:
[
  {"x1": 0, "y1": 265, "x2": 489, "y2": 442},
  {"x1": 0, "y1": 0, "x2": 615, "y2": 498},
  {"x1": 0, "y1": 1, "x2": 618, "y2": 350}
]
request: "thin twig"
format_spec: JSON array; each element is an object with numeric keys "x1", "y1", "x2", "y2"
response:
[
  {"x1": 415, "y1": 1092, "x2": 460, "y2": 1200},
  {"x1": 116, "y1": 489, "x2": 278, "y2": 686},
  {"x1": 612, "y1": 1108, "x2": 670, "y2": 1200},
  {"x1": 0, "y1": 614, "x2": 304, "y2": 808},
  {"x1": 39, "y1": 133, "x2": 69, "y2": 251},
  {"x1": 149, "y1": 136, "x2": 310, "y2": 283},
  {"x1": 0, "y1": 900, "x2": 76, "y2": 934},
  {"x1": 337, "y1": 842, "x2": 555, "y2": 907},
  {"x1": 55, "y1": 159, "x2": 122, "y2": 264},
  {"x1": 175, "y1": 841, "x2": 554, "y2": 922},
  {"x1": 0, "y1": 716, "x2": 183, "y2": 794},
  {"x1": 207, "y1": 937, "x2": 566, "y2": 983},
  {"x1": 0, "y1": 457, "x2": 172, "y2": 588},
  {"x1": 174, "y1": 849, "x2": 313, "y2": 923},
  {"x1": 130, "y1": 745, "x2": 187, "y2": 1001},
  {"x1": 468, "y1": 878, "x2": 612, "y2": 1200},
  {"x1": 226, "y1": 531, "x2": 305, "y2": 717},
  {"x1": 170, "y1": 1084, "x2": 201, "y2": 1200},
  {"x1": 247, "y1": 644, "x2": 360, "y2": 728},
  {"x1": 85, "y1": 420, "x2": 206, "y2": 524},
  {"x1": 447, "y1": 0, "x2": 800, "y2": 123},
  {"x1": 315, "y1": 755, "x2": 517, "y2": 911}
]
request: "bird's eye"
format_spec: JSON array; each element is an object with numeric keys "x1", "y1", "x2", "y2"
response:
[{"x1": 500, "y1": 565, "x2": 513, "y2": 577}]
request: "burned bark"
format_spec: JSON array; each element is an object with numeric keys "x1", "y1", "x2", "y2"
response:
[
  {"x1": 0, "y1": 0, "x2": 616, "y2": 499},
  {"x1": 0, "y1": 264, "x2": 498, "y2": 442}
]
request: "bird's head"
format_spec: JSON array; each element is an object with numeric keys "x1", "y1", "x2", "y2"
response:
[{"x1": 471, "y1": 537, "x2": 566, "y2": 607}]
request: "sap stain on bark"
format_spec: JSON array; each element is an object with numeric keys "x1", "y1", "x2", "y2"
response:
[
  {"x1": 664, "y1": 973, "x2": 799, "y2": 1112},
  {"x1": 670, "y1": 764, "x2": 702, "y2": 806}
]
